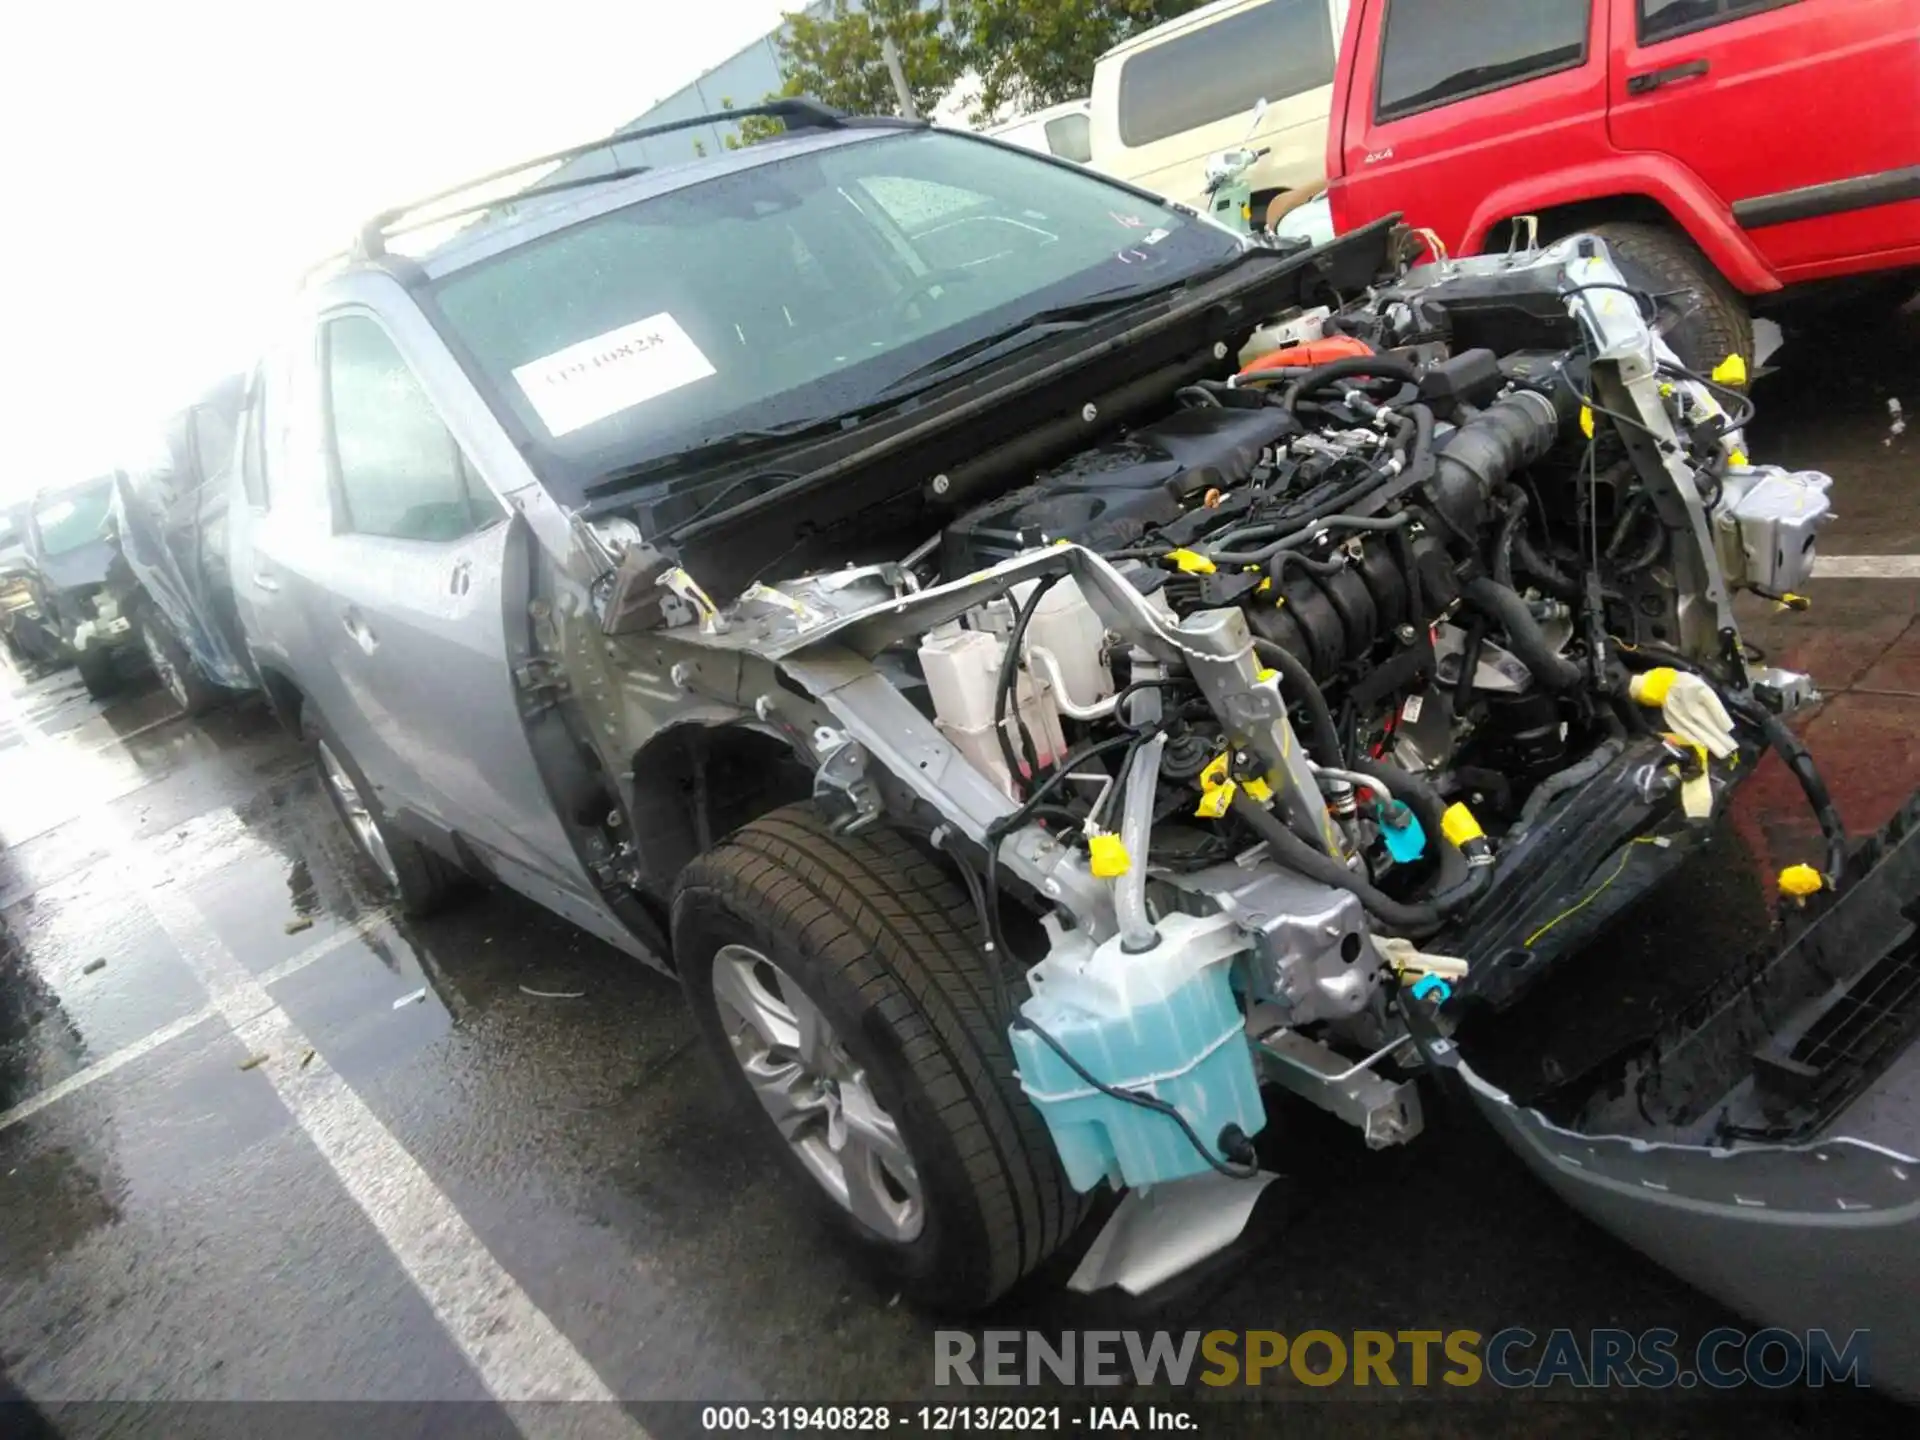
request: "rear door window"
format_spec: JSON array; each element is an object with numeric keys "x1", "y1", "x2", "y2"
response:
[
  {"x1": 1638, "y1": 0, "x2": 1797, "y2": 43},
  {"x1": 322, "y1": 315, "x2": 501, "y2": 542},
  {"x1": 1117, "y1": 0, "x2": 1336, "y2": 147},
  {"x1": 1377, "y1": 0, "x2": 1591, "y2": 121}
]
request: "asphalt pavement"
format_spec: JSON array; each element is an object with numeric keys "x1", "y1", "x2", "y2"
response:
[{"x1": 2, "y1": 307, "x2": 1917, "y2": 1439}]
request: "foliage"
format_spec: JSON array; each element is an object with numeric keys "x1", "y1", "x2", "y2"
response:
[
  {"x1": 952, "y1": 1, "x2": 1212, "y2": 118},
  {"x1": 717, "y1": 0, "x2": 1211, "y2": 148},
  {"x1": 769, "y1": 0, "x2": 963, "y2": 120}
]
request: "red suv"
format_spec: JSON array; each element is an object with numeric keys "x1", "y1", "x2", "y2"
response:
[{"x1": 1326, "y1": 0, "x2": 1920, "y2": 369}]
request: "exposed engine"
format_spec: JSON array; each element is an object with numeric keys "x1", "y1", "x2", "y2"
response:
[
  {"x1": 847, "y1": 238, "x2": 1832, "y2": 1195},
  {"x1": 615, "y1": 234, "x2": 1837, "y2": 1246}
]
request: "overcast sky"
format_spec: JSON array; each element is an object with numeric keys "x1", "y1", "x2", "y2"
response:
[{"x1": 0, "y1": 0, "x2": 796, "y2": 500}]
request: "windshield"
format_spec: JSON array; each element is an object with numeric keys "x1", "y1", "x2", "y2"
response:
[
  {"x1": 33, "y1": 479, "x2": 114, "y2": 557},
  {"x1": 428, "y1": 128, "x2": 1239, "y2": 505}
]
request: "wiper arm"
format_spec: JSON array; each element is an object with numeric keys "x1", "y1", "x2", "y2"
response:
[{"x1": 580, "y1": 416, "x2": 846, "y2": 500}]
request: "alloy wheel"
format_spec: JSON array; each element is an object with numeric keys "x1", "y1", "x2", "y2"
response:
[
  {"x1": 141, "y1": 622, "x2": 190, "y2": 710},
  {"x1": 317, "y1": 739, "x2": 400, "y2": 889},
  {"x1": 710, "y1": 943, "x2": 925, "y2": 1242}
]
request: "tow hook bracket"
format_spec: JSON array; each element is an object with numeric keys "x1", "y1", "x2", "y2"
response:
[{"x1": 1251, "y1": 1010, "x2": 1425, "y2": 1149}]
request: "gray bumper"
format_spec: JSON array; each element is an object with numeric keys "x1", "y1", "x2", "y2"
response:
[{"x1": 1461, "y1": 1055, "x2": 1920, "y2": 1399}]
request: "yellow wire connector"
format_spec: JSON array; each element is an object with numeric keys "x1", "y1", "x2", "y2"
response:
[
  {"x1": 1712, "y1": 352, "x2": 1749, "y2": 388},
  {"x1": 1440, "y1": 803, "x2": 1485, "y2": 850},
  {"x1": 1088, "y1": 833, "x2": 1131, "y2": 879},
  {"x1": 1195, "y1": 753, "x2": 1235, "y2": 819},
  {"x1": 1777, "y1": 863, "x2": 1824, "y2": 900},
  {"x1": 1195, "y1": 753, "x2": 1270, "y2": 818},
  {"x1": 1164, "y1": 548, "x2": 1217, "y2": 575},
  {"x1": 1629, "y1": 667, "x2": 1678, "y2": 707}
]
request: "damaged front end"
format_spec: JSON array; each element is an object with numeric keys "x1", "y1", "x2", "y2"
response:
[{"x1": 563, "y1": 227, "x2": 1914, "y2": 1374}]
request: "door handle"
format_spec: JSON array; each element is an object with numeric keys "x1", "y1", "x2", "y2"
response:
[
  {"x1": 1626, "y1": 59, "x2": 1710, "y2": 95},
  {"x1": 252, "y1": 570, "x2": 280, "y2": 593},
  {"x1": 449, "y1": 558, "x2": 471, "y2": 596},
  {"x1": 341, "y1": 607, "x2": 378, "y2": 655}
]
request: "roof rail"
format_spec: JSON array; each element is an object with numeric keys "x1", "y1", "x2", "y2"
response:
[{"x1": 351, "y1": 97, "x2": 851, "y2": 260}]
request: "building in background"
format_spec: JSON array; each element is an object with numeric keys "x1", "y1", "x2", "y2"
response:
[
  {"x1": 565, "y1": 2, "x2": 837, "y2": 176},
  {"x1": 559, "y1": 0, "x2": 990, "y2": 180}
]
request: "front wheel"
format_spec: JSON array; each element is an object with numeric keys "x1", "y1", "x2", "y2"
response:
[
  {"x1": 1586, "y1": 220, "x2": 1753, "y2": 378},
  {"x1": 672, "y1": 805, "x2": 1087, "y2": 1312},
  {"x1": 74, "y1": 646, "x2": 119, "y2": 701}
]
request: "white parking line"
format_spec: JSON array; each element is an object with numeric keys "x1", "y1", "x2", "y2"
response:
[
  {"x1": 0, "y1": 1006, "x2": 215, "y2": 1134},
  {"x1": 0, "y1": 685, "x2": 645, "y2": 1433},
  {"x1": 0, "y1": 914, "x2": 390, "y2": 1135},
  {"x1": 1815, "y1": 554, "x2": 1920, "y2": 579}
]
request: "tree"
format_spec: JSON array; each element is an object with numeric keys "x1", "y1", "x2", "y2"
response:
[
  {"x1": 952, "y1": 0, "x2": 1210, "y2": 117},
  {"x1": 722, "y1": 2, "x2": 963, "y2": 148}
]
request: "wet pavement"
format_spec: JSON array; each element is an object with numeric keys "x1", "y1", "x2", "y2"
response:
[{"x1": 2, "y1": 308, "x2": 1917, "y2": 1438}]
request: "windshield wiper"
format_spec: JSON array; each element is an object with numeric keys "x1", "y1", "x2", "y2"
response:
[
  {"x1": 580, "y1": 416, "x2": 850, "y2": 501},
  {"x1": 583, "y1": 252, "x2": 1263, "y2": 515}
]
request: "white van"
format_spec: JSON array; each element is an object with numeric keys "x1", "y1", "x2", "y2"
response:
[
  {"x1": 983, "y1": 99, "x2": 1093, "y2": 165},
  {"x1": 1089, "y1": 0, "x2": 1346, "y2": 220}
]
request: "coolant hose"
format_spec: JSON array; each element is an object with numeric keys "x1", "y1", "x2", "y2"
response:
[
  {"x1": 1491, "y1": 491, "x2": 1528, "y2": 590},
  {"x1": 1403, "y1": 402, "x2": 1436, "y2": 490},
  {"x1": 1513, "y1": 532, "x2": 1582, "y2": 601},
  {"x1": 1281, "y1": 354, "x2": 1423, "y2": 413},
  {"x1": 1114, "y1": 732, "x2": 1168, "y2": 954},
  {"x1": 1252, "y1": 638, "x2": 1343, "y2": 767},
  {"x1": 1460, "y1": 576, "x2": 1583, "y2": 694},
  {"x1": 1231, "y1": 789, "x2": 1441, "y2": 932},
  {"x1": 1345, "y1": 758, "x2": 1472, "y2": 895}
]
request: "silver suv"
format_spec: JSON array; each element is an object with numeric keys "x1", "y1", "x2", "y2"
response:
[{"x1": 230, "y1": 101, "x2": 1918, "y2": 1367}]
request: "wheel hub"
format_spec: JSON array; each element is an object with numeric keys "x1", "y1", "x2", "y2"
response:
[
  {"x1": 711, "y1": 944, "x2": 925, "y2": 1243},
  {"x1": 317, "y1": 740, "x2": 400, "y2": 890}
]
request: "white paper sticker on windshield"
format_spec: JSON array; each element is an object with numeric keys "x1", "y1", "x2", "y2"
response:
[{"x1": 512, "y1": 313, "x2": 716, "y2": 437}]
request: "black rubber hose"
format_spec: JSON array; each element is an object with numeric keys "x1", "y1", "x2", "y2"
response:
[
  {"x1": 1392, "y1": 525, "x2": 1425, "y2": 622},
  {"x1": 1605, "y1": 492, "x2": 1651, "y2": 560},
  {"x1": 1512, "y1": 532, "x2": 1582, "y2": 601},
  {"x1": 1269, "y1": 550, "x2": 1348, "y2": 584},
  {"x1": 1491, "y1": 492, "x2": 1528, "y2": 591},
  {"x1": 1281, "y1": 354, "x2": 1423, "y2": 413},
  {"x1": 1427, "y1": 392, "x2": 1560, "y2": 540},
  {"x1": 1231, "y1": 789, "x2": 1443, "y2": 933},
  {"x1": 1404, "y1": 402, "x2": 1436, "y2": 488},
  {"x1": 1615, "y1": 517, "x2": 1668, "y2": 574},
  {"x1": 1460, "y1": 576, "x2": 1583, "y2": 693},
  {"x1": 993, "y1": 575, "x2": 1061, "y2": 794},
  {"x1": 1252, "y1": 637, "x2": 1342, "y2": 768},
  {"x1": 1452, "y1": 619, "x2": 1486, "y2": 714},
  {"x1": 1345, "y1": 757, "x2": 1472, "y2": 895},
  {"x1": 1202, "y1": 496, "x2": 1409, "y2": 565}
]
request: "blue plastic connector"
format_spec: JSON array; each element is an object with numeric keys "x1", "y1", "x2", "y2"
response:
[{"x1": 1378, "y1": 801, "x2": 1428, "y2": 864}]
